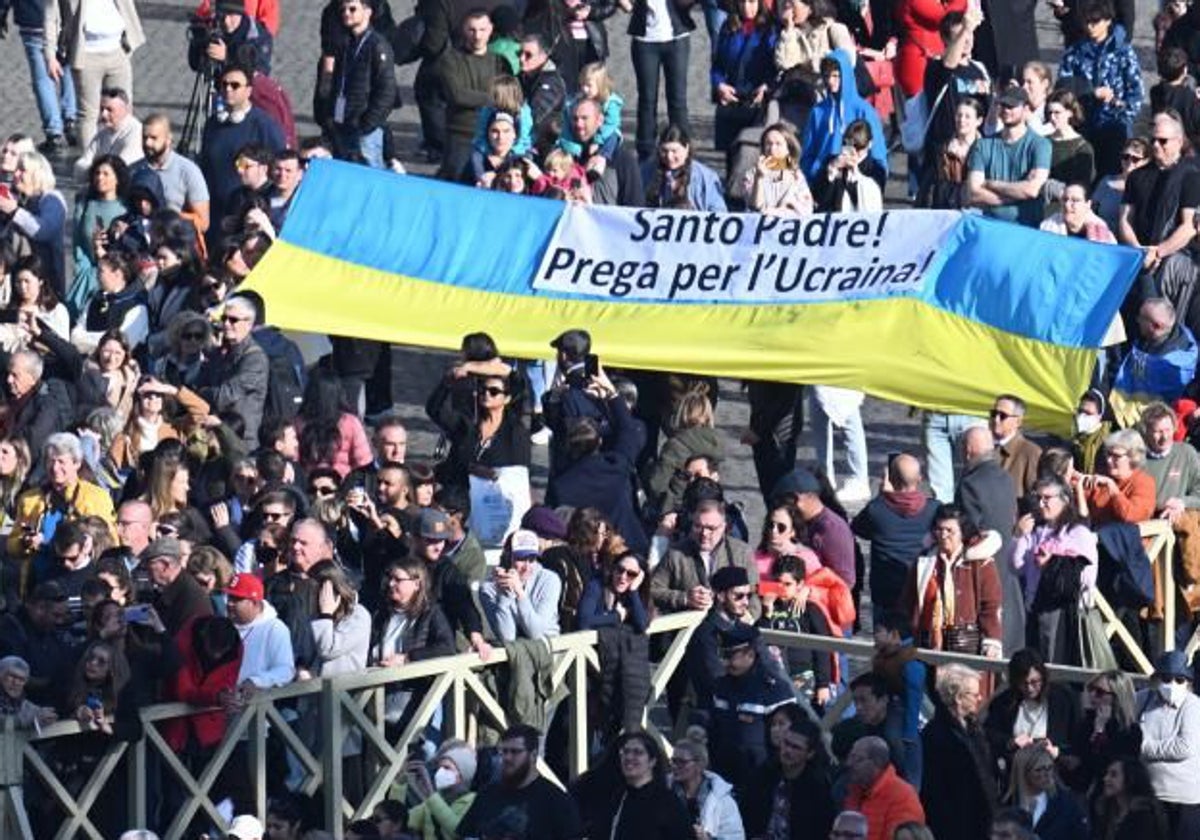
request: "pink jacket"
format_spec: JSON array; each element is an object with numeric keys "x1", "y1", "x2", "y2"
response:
[{"x1": 297, "y1": 413, "x2": 373, "y2": 478}]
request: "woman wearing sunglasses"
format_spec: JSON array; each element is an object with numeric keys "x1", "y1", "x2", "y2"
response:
[
  {"x1": 426, "y1": 354, "x2": 530, "y2": 493},
  {"x1": 1065, "y1": 669, "x2": 1139, "y2": 794},
  {"x1": 578, "y1": 550, "x2": 651, "y2": 738}
]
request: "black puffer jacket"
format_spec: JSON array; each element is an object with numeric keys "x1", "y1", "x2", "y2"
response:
[{"x1": 331, "y1": 27, "x2": 398, "y2": 132}]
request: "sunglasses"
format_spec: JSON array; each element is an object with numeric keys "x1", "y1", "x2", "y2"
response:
[
  {"x1": 615, "y1": 567, "x2": 640, "y2": 579},
  {"x1": 480, "y1": 386, "x2": 507, "y2": 397},
  {"x1": 1121, "y1": 154, "x2": 1145, "y2": 163},
  {"x1": 728, "y1": 590, "x2": 750, "y2": 601},
  {"x1": 989, "y1": 409, "x2": 1017, "y2": 420},
  {"x1": 223, "y1": 314, "x2": 250, "y2": 325},
  {"x1": 311, "y1": 485, "x2": 338, "y2": 497},
  {"x1": 769, "y1": 521, "x2": 789, "y2": 534},
  {"x1": 181, "y1": 330, "x2": 206, "y2": 340},
  {"x1": 220, "y1": 81, "x2": 246, "y2": 90}
]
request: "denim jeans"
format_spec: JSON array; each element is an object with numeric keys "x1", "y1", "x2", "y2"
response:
[
  {"x1": 20, "y1": 29, "x2": 76, "y2": 136},
  {"x1": 333, "y1": 125, "x2": 385, "y2": 169},
  {"x1": 923, "y1": 412, "x2": 985, "y2": 502},
  {"x1": 630, "y1": 35, "x2": 691, "y2": 160},
  {"x1": 808, "y1": 389, "x2": 868, "y2": 487},
  {"x1": 699, "y1": 0, "x2": 726, "y2": 57}
]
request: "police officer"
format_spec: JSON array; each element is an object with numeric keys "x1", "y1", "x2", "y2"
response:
[{"x1": 710, "y1": 622, "x2": 797, "y2": 794}]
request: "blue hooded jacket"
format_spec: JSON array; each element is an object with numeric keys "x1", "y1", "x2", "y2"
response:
[{"x1": 800, "y1": 50, "x2": 889, "y2": 183}]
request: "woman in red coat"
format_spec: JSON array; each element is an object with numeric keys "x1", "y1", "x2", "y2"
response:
[
  {"x1": 162, "y1": 615, "x2": 243, "y2": 754},
  {"x1": 895, "y1": 0, "x2": 969, "y2": 96}
]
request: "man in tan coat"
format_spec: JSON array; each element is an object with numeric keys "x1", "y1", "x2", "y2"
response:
[{"x1": 990, "y1": 393, "x2": 1042, "y2": 497}]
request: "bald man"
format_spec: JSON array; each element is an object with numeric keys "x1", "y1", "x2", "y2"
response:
[
  {"x1": 955, "y1": 426, "x2": 1024, "y2": 655},
  {"x1": 852, "y1": 454, "x2": 939, "y2": 620}
]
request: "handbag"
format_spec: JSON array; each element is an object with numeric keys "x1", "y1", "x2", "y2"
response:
[
  {"x1": 1031, "y1": 554, "x2": 1087, "y2": 614},
  {"x1": 900, "y1": 83, "x2": 948, "y2": 155},
  {"x1": 942, "y1": 622, "x2": 982, "y2": 654}
]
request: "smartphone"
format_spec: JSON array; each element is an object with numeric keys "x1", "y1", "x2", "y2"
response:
[
  {"x1": 124, "y1": 604, "x2": 153, "y2": 624},
  {"x1": 346, "y1": 486, "x2": 367, "y2": 507},
  {"x1": 584, "y1": 353, "x2": 600, "y2": 378},
  {"x1": 0, "y1": 183, "x2": 11, "y2": 202}
]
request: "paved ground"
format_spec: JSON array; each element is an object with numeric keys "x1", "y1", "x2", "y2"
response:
[{"x1": 0, "y1": 0, "x2": 1161, "y2": 532}]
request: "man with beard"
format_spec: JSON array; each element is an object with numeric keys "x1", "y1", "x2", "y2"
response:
[
  {"x1": 131, "y1": 114, "x2": 211, "y2": 233},
  {"x1": 454, "y1": 723, "x2": 583, "y2": 839}
]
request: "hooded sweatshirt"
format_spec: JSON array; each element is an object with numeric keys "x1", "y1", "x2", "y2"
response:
[
  {"x1": 800, "y1": 50, "x2": 889, "y2": 181},
  {"x1": 236, "y1": 599, "x2": 294, "y2": 688}
]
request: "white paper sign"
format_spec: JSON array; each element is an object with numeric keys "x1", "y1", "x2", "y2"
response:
[{"x1": 468, "y1": 465, "x2": 532, "y2": 550}]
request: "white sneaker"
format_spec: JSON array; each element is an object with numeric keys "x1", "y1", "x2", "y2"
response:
[{"x1": 836, "y1": 478, "x2": 872, "y2": 503}]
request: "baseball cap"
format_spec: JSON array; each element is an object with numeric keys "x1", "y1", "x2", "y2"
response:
[
  {"x1": 770, "y1": 468, "x2": 821, "y2": 499},
  {"x1": 510, "y1": 529, "x2": 540, "y2": 559},
  {"x1": 418, "y1": 508, "x2": 451, "y2": 540},
  {"x1": 549, "y1": 329, "x2": 591, "y2": 360},
  {"x1": 140, "y1": 536, "x2": 182, "y2": 564},
  {"x1": 520, "y1": 506, "x2": 567, "y2": 541},
  {"x1": 227, "y1": 814, "x2": 265, "y2": 839},
  {"x1": 996, "y1": 87, "x2": 1030, "y2": 109},
  {"x1": 225, "y1": 573, "x2": 264, "y2": 601}
]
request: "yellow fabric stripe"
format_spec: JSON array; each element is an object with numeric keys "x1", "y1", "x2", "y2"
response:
[{"x1": 244, "y1": 241, "x2": 1091, "y2": 433}]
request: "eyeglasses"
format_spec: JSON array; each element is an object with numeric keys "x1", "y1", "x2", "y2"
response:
[
  {"x1": 989, "y1": 409, "x2": 1017, "y2": 420},
  {"x1": 181, "y1": 331, "x2": 206, "y2": 341},
  {"x1": 1106, "y1": 451, "x2": 1130, "y2": 461},
  {"x1": 388, "y1": 575, "x2": 416, "y2": 584},
  {"x1": 480, "y1": 386, "x2": 507, "y2": 397},
  {"x1": 670, "y1": 757, "x2": 695, "y2": 767},
  {"x1": 261, "y1": 510, "x2": 289, "y2": 521},
  {"x1": 223, "y1": 314, "x2": 251, "y2": 325},
  {"x1": 311, "y1": 485, "x2": 338, "y2": 497},
  {"x1": 220, "y1": 81, "x2": 246, "y2": 90},
  {"x1": 728, "y1": 590, "x2": 751, "y2": 601},
  {"x1": 616, "y1": 567, "x2": 640, "y2": 579},
  {"x1": 1121, "y1": 154, "x2": 1145, "y2": 163},
  {"x1": 1036, "y1": 493, "x2": 1063, "y2": 504}
]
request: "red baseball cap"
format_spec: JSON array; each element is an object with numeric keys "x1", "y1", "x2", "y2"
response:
[{"x1": 225, "y1": 573, "x2": 264, "y2": 601}]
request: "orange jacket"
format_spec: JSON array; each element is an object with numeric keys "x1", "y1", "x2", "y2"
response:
[
  {"x1": 844, "y1": 764, "x2": 926, "y2": 840},
  {"x1": 1086, "y1": 469, "x2": 1156, "y2": 527}
]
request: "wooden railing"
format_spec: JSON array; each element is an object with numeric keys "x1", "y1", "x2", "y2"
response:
[{"x1": 0, "y1": 607, "x2": 1139, "y2": 840}]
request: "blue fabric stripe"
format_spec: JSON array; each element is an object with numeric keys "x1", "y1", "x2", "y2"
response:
[
  {"x1": 281, "y1": 159, "x2": 562, "y2": 290},
  {"x1": 283, "y1": 161, "x2": 1141, "y2": 349},
  {"x1": 920, "y1": 214, "x2": 1141, "y2": 348}
]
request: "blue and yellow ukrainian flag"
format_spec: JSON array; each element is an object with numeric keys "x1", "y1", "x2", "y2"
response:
[{"x1": 243, "y1": 160, "x2": 1141, "y2": 432}]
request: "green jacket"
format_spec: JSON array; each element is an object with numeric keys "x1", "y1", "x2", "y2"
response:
[
  {"x1": 643, "y1": 426, "x2": 724, "y2": 514},
  {"x1": 409, "y1": 789, "x2": 475, "y2": 840}
]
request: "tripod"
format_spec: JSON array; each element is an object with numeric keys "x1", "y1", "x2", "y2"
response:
[{"x1": 179, "y1": 64, "x2": 214, "y2": 158}]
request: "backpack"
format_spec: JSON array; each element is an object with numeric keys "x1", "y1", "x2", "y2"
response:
[{"x1": 253, "y1": 328, "x2": 305, "y2": 428}]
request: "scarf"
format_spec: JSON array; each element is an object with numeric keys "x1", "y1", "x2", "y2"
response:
[{"x1": 882, "y1": 490, "x2": 928, "y2": 517}]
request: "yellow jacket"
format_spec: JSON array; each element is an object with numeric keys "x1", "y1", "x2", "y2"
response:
[{"x1": 7, "y1": 479, "x2": 117, "y2": 561}]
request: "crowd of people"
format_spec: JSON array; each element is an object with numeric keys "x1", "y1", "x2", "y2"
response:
[{"x1": 0, "y1": 0, "x2": 1199, "y2": 836}]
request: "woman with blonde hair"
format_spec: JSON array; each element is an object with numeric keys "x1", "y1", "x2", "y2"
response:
[
  {"x1": 150, "y1": 310, "x2": 211, "y2": 388},
  {"x1": 743, "y1": 122, "x2": 813, "y2": 215},
  {"x1": 1004, "y1": 742, "x2": 1089, "y2": 840},
  {"x1": 644, "y1": 386, "x2": 723, "y2": 515},
  {"x1": 1066, "y1": 670, "x2": 1141, "y2": 793},
  {"x1": 0, "y1": 151, "x2": 67, "y2": 295},
  {"x1": 922, "y1": 663, "x2": 995, "y2": 840},
  {"x1": 0, "y1": 437, "x2": 32, "y2": 537}
]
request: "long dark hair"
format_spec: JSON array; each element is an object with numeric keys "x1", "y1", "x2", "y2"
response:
[
  {"x1": 298, "y1": 367, "x2": 347, "y2": 467},
  {"x1": 647, "y1": 124, "x2": 693, "y2": 208},
  {"x1": 10, "y1": 254, "x2": 59, "y2": 311}
]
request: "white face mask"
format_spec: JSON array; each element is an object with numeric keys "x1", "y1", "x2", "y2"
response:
[
  {"x1": 433, "y1": 767, "x2": 459, "y2": 790},
  {"x1": 1159, "y1": 681, "x2": 1189, "y2": 706},
  {"x1": 1075, "y1": 413, "x2": 1102, "y2": 435}
]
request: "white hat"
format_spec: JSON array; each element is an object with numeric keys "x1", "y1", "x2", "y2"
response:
[{"x1": 227, "y1": 815, "x2": 264, "y2": 839}]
